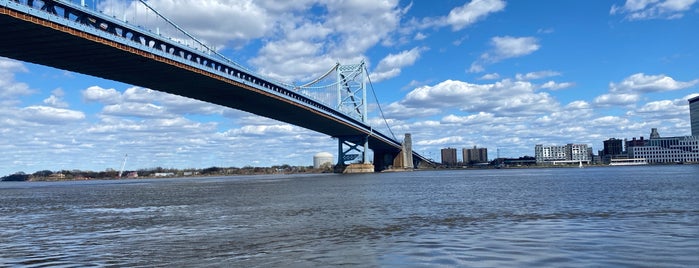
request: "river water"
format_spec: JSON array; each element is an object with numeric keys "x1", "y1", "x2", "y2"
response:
[{"x1": 1, "y1": 165, "x2": 698, "y2": 267}]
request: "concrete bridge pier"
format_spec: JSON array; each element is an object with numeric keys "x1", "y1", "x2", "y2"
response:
[{"x1": 373, "y1": 133, "x2": 415, "y2": 172}]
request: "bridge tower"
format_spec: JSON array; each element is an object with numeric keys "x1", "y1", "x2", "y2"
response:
[{"x1": 334, "y1": 61, "x2": 373, "y2": 173}]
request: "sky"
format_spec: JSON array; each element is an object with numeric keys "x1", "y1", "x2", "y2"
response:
[{"x1": 2, "y1": 0, "x2": 699, "y2": 175}]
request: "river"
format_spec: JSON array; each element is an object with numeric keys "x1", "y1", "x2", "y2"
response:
[{"x1": 1, "y1": 165, "x2": 698, "y2": 267}]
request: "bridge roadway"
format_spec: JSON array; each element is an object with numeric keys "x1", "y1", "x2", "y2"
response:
[{"x1": 0, "y1": 0, "x2": 430, "y2": 170}]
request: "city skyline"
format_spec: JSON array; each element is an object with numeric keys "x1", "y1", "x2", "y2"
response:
[{"x1": 1, "y1": 0, "x2": 699, "y2": 175}]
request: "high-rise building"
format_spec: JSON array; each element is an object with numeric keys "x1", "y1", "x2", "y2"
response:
[
  {"x1": 463, "y1": 146, "x2": 488, "y2": 164},
  {"x1": 441, "y1": 148, "x2": 458, "y2": 166},
  {"x1": 602, "y1": 138, "x2": 623, "y2": 156},
  {"x1": 690, "y1": 96, "x2": 699, "y2": 136}
]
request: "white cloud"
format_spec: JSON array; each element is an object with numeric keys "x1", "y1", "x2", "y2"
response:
[
  {"x1": 383, "y1": 102, "x2": 442, "y2": 120},
  {"x1": 470, "y1": 36, "x2": 540, "y2": 73},
  {"x1": 83, "y1": 86, "x2": 121, "y2": 104},
  {"x1": 611, "y1": 0, "x2": 698, "y2": 20},
  {"x1": 370, "y1": 47, "x2": 426, "y2": 82},
  {"x1": 249, "y1": 0, "x2": 403, "y2": 83},
  {"x1": 630, "y1": 96, "x2": 693, "y2": 120},
  {"x1": 594, "y1": 93, "x2": 640, "y2": 106},
  {"x1": 83, "y1": 86, "x2": 225, "y2": 117},
  {"x1": 415, "y1": 136, "x2": 465, "y2": 146},
  {"x1": 0, "y1": 57, "x2": 33, "y2": 99},
  {"x1": 566, "y1": 100, "x2": 591, "y2": 110},
  {"x1": 398, "y1": 79, "x2": 559, "y2": 116},
  {"x1": 594, "y1": 73, "x2": 698, "y2": 107},
  {"x1": 441, "y1": 112, "x2": 496, "y2": 125},
  {"x1": 610, "y1": 73, "x2": 699, "y2": 93},
  {"x1": 540, "y1": 81, "x2": 575, "y2": 91},
  {"x1": 446, "y1": 0, "x2": 506, "y2": 30},
  {"x1": 100, "y1": 0, "x2": 273, "y2": 49},
  {"x1": 102, "y1": 103, "x2": 169, "y2": 118},
  {"x1": 479, "y1": 73, "x2": 500, "y2": 80},
  {"x1": 18, "y1": 106, "x2": 86, "y2": 124},
  {"x1": 591, "y1": 115, "x2": 629, "y2": 126},
  {"x1": 516, "y1": 70, "x2": 560, "y2": 80},
  {"x1": 489, "y1": 36, "x2": 541, "y2": 60},
  {"x1": 43, "y1": 89, "x2": 69, "y2": 108}
]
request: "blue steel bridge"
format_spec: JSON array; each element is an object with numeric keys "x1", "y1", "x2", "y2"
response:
[{"x1": 0, "y1": 0, "x2": 432, "y2": 171}]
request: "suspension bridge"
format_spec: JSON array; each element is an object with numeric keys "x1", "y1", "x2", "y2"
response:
[{"x1": 0, "y1": 0, "x2": 433, "y2": 172}]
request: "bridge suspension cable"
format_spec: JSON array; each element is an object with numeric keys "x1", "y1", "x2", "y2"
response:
[
  {"x1": 135, "y1": 1, "x2": 232, "y2": 64},
  {"x1": 365, "y1": 66, "x2": 397, "y2": 141},
  {"x1": 134, "y1": 0, "x2": 298, "y2": 89},
  {"x1": 295, "y1": 62, "x2": 340, "y2": 89}
]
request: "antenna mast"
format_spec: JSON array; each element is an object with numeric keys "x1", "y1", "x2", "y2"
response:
[{"x1": 118, "y1": 154, "x2": 128, "y2": 178}]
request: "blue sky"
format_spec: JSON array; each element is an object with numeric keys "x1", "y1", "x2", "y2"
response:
[{"x1": 1, "y1": 0, "x2": 699, "y2": 175}]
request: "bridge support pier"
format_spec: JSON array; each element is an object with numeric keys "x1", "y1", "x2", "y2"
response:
[{"x1": 334, "y1": 135, "x2": 374, "y2": 173}]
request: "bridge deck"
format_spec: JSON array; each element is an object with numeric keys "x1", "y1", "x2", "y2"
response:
[{"x1": 0, "y1": 5, "x2": 403, "y2": 155}]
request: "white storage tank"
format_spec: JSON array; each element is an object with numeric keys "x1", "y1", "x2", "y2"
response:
[{"x1": 313, "y1": 152, "x2": 334, "y2": 169}]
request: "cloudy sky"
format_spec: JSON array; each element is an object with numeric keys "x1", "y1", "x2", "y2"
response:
[{"x1": 1, "y1": 0, "x2": 699, "y2": 175}]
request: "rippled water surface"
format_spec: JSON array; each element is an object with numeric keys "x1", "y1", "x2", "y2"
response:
[{"x1": 2, "y1": 166, "x2": 698, "y2": 267}]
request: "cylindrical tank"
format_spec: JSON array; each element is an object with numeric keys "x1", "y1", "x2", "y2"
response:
[{"x1": 313, "y1": 152, "x2": 333, "y2": 169}]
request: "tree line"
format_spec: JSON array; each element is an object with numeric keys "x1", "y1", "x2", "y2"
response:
[{"x1": 1, "y1": 164, "x2": 333, "y2": 181}]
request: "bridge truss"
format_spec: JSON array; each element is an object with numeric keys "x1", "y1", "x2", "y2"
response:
[{"x1": 295, "y1": 61, "x2": 371, "y2": 166}]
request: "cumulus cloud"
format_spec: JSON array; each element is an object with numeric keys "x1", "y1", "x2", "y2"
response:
[
  {"x1": 629, "y1": 95, "x2": 695, "y2": 120},
  {"x1": 516, "y1": 70, "x2": 560, "y2": 81},
  {"x1": 479, "y1": 73, "x2": 500, "y2": 80},
  {"x1": 100, "y1": 0, "x2": 273, "y2": 49},
  {"x1": 83, "y1": 86, "x2": 121, "y2": 104},
  {"x1": 441, "y1": 112, "x2": 496, "y2": 125},
  {"x1": 0, "y1": 57, "x2": 33, "y2": 99},
  {"x1": 384, "y1": 102, "x2": 442, "y2": 120},
  {"x1": 540, "y1": 81, "x2": 575, "y2": 91},
  {"x1": 610, "y1": 0, "x2": 698, "y2": 20},
  {"x1": 249, "y1": 0, "x2": 403, "y2": 83},
  {"x1": 83, "y1": 86, "x2": 225, "y2": 117},
  {"x1": 609, "y1": 73, "x2": 699, "y2": 93},
  {"x1": 594, "y1": 93, "x2": 641, "y2": 106},
  {"x1": 18, "y1": 106, "x2": 85, "y2": 124},
  {"x1": 594, "y1": 73, "x2": 698, "y2": 107},
  {"x1": 43, "y1": 89, "x2": 69, "y2": 108},
  {"x1": 446, "y1": 0, "x2": 506, "y2": 30},
  {"x1": 488, "y1": 36, "x2": 540, "y2": 60},
  {"x1": 470, "y1": 36, "x2": 540, "y2": 73},
  {"x1": 370, "y1": 47, "x2": 426, "y2": 82},
  {"x1": 398, "y1": 78, "x2": 559, "y2": 116},
  {"x1": 566, "y1": 100, "x2": 591, "y2": 110}
]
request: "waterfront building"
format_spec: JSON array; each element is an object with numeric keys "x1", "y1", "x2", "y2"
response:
[
  {"x1": 463, "y1": 146, "x2": 488, "y2": 164},
  {"x1": 625, "y1": 136, "x2": 647, "y2": 149},
  {"x1": 441, "y1": 148, "x2": 458, "y2": 166},
  {"x1": 690, "y1": 95, "x2": 699, "y2": 137},
  {"x1": 535, "y1": 144, "x2": 590, "y2": 164},
  {"x1": 602, "y1": 138, "x2": 623, "y2": 156},
  {"x1": 627, "y1": 129, "x2": 699, "y2": 164}
]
